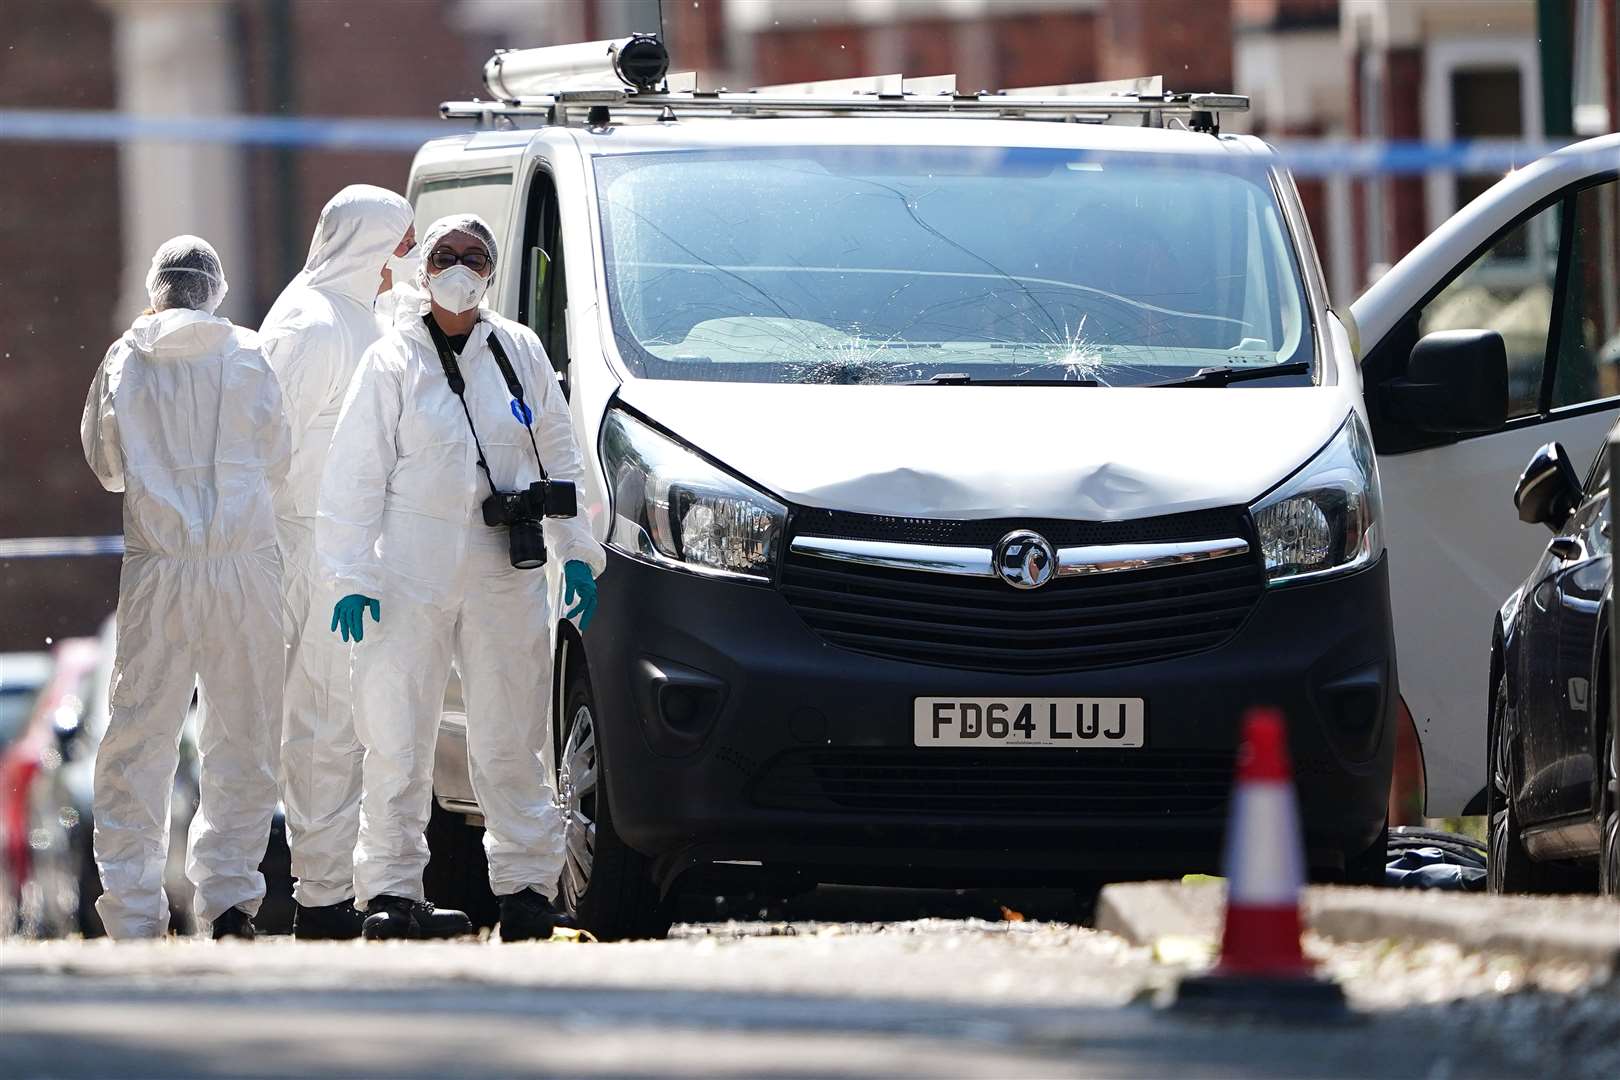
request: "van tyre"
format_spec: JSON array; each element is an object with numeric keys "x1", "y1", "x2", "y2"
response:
[
  {"x1": 1342, "y1": 817, "x2": 1388, "y2": 887},
  {"x1": 424, "y1": 800, "x2": 499, "y2": 930},
  {"x1": 557, "y1": 665, "x2": 672, "y2": 941},
  {"x1": 1488, "y1": 675, "x2": 1559, "y2": 894}
]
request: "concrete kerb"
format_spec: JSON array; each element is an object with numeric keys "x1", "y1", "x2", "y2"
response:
[{"x1": 1096, "y1": 881, "x2": 1620, "y2": 977}]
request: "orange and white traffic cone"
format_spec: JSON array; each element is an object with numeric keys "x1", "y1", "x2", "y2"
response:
[{"x1": 1172, "y1": 707, "x2": 1348, "y2": 1019}]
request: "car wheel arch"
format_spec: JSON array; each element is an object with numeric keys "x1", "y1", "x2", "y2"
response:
[
  {"x1": 553, "y1": 618, "x2": 588, "y2": 762},
  {"x1": 1490, "y1": 620, "x2": 1511, "y2": 714},
  {"x1": 1590, "y1": 602, "x2": 1613, "y2": 820}
]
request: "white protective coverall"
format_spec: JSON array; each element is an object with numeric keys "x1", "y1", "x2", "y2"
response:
[
  {"x1": 318, "y1": 290, "x2": 605, "y2": 908},
  {"x1": 83, "y1": 305, "x2": 291, "y2": 939},
  {"x1": 259, "y1": 185, "x2": 412, "y2": 908}
]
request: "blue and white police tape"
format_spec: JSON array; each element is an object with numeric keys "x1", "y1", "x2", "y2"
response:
[
  {"x1": 0, "y1": 536, "x2": 125, "y2": 559},
  {"x1": 0, "y1": 109, "x2": 449, "y2": 152},
  {"x1": 1, "y1": 108, "x2": 1615, "y2": 177}
]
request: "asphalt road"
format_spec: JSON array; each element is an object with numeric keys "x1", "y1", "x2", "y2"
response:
[{"x1": 4, "y1": 898, "x2": 1617, "y2": 1080}]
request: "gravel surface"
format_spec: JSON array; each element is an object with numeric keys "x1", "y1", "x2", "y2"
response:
[{"x1": 3, "y1": 914, "x2": 1617, "y2": 1078}]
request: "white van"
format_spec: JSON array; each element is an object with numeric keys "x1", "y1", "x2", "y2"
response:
[{"x1": 408, "y1": 40, "x2": 1566, "y2": 938}]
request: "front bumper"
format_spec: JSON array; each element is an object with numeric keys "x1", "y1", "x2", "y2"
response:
[{"x1": 586, "y1": 550, "x2": 1395, "y2": 893}]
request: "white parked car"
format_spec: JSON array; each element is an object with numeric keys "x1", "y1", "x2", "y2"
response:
[{"x1": 1351, "y1": 133, "x2": 1620, "y2": 817}]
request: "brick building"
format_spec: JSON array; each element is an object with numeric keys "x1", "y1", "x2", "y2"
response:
[
  {"x1": 1, "y1": 0, "x2": 1613, "y2": 649},
  {"x1": 731, "y1": 0, "x2": 1229, "y2": 100},
  {"x1": 1341, "y1": 0, "x2": 1616, "y2": 287},
  {"x1": 1, "y1": 2, "x2": 125, "y2": 650}
]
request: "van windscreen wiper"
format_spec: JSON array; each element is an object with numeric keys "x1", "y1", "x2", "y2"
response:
[
  {"x1": 1146, "y1": 361, "x2": 1310, "y2": 388},
  {"x1": 916, "y1": 372, "x2": 1101, "y2": 387}
]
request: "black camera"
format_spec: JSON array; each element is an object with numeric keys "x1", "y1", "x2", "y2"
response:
[{"x1": 481, "y1": 479, "x2": 579, "y2": 569}]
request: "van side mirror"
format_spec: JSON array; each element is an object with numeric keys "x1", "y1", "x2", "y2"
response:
[
  {"x1": 1515, "y1": 442, "x2": 1581, "y2": 530},
  {"x1": 1381, "y1": 329, "x2": 1508, "y2": 434}
]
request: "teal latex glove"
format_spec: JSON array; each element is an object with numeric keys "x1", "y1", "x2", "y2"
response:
[
  {"x1": 563, "y1": 560, "x2": 597, "y2": 631},
  {"x1": 331, "y1": 594, "x2": 380, "y2": 643}
]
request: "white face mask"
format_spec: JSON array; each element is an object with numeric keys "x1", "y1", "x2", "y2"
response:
[
  {"x1": 426, "y1": 264, "x2": 489, "y2": 314},
  {"x1": 385, "y1": 243, "x2": 417, "y2": 281}
]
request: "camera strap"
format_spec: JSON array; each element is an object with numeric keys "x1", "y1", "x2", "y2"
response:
[
  {"x1": 483, "y1": 330, "x2": 549, "y2": 482},
  {"x1": 423, "y1": 314, "x2": 498, "y2": 495}
]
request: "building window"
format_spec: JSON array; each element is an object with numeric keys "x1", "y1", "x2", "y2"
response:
[
  {"x1": 1422, "y1": 38, "x2": 1543, "y2": 232},
  {"x1": 1450, "y1": 68, "x2": 1524, "y2": 219},
  {"x1": 1573, "y1": 0, "x2": 1614, "y2": 135}
]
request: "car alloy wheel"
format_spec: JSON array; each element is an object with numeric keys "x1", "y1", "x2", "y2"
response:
[
  {"x1": 1602, "y1": 714, "x2": 1619, "y2": 898},
  {"x1": 1488, "y1": 680, "x2": 1515, "y2": 893},
  {"x1": 558, "y1": 702, "x2": 598, "y2": 912},
  {"x1": 1488, "y1": 672, "x2": 1568, "y2": 894},
  {"x1": 1486, "y1": 672, "x2": 1546, "y2": 894}
]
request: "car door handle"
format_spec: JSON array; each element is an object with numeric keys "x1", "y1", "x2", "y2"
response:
[{"x1": 1546, "y1": 536, "x2": 1583, "y2": 561}]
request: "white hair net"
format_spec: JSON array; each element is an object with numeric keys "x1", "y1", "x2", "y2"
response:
[
  {"x1": 145, "y1": 234, "x2": 229, "y2": 314},
  {"x1": 415, "y1": 214, "x2": 499, "y2": 290}
]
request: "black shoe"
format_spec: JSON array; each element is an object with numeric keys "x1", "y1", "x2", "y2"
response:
[
  {"x1": 361, "y1": 895, "x2": 473, "y2": 941},
  {"x1": 498, "y1": 888, "x2": 577, "y2": 942},
  {"x1": 211, "y1": 907, "x2": 256, "y2": 941},
  {"x1": 294, "y1": 898, "x2": 366, "y2": 941}
]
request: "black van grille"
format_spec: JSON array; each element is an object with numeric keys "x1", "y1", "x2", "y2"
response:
[
  {"x1": 752, "y1": 748, "x2": 1236, "y2": 817},
  {"x1": 778, "y1": 510, "x2": 1263, "y2": 673},
  {"x1": 792, "y1": 507, "x2": 1246, "y2": 547}
]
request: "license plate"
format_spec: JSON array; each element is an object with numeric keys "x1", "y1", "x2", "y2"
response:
[{"x1": 914, "y1": 698, "x2": 1145, "y2": 748}]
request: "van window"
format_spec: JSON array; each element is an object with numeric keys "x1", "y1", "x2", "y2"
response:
[
  {"x1": 519, "y1": 169, "x2": 568, "y2": 378},
  {"x1": 1550, "y1": 179, "x2": 1620, "y2": 408},
  {"x1": 594, "y1": 146, "x2": 1313, "y2": 386},
  {"x1": 1370, "y1": 176, "x2": 1620, "y2": 442},
  {"x1": 1415, "y1": 201, "x2": 1560, "y2": 418},
  {"x1": 412, "y1": 172, "x2": 514, "y2": 294}
]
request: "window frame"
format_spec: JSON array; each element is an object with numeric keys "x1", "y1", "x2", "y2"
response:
[{"x1": 517, "y1": 162, "x2": 570, "y2": 386}]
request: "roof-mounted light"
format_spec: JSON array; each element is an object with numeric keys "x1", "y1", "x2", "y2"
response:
[{"x1": 483, "y1": 34, "x2": 670, "y2": 100}]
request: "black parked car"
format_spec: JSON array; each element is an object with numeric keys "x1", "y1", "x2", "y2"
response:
[{"x1": 1490, "y1": 437, "x2": 1620, "y2": 896}]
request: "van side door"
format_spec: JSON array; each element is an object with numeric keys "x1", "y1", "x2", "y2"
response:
[{"x1": 1364, "y1": 174, "x2": 1620, "y2": 816}]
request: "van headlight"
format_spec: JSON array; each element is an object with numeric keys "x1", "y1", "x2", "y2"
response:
[
  {"x1": 600, "y1": 409, "x2": 786, "y2": 581},
  {"x1": 1251, "y1": 413, "x2": 1382, "y2": 585}
]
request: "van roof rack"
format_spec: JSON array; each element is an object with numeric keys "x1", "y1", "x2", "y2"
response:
[
  {"x1": 440, "y1": 85, "x2": 1249, "y2": 134},
  {"x1": 441, "y1": 38, "x2": 1247, "y2": 135}
]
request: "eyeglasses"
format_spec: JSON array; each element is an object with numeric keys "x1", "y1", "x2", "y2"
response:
[{"x1": 428, "y1": 246, "x2": 491, "y2": 274}]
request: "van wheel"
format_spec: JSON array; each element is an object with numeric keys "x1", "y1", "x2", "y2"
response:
[
  {"x1": 1342, "y1": 818, "x2": 1388, "y2": 887},
  {"x1": 1488, "y1": 675, "x2": 1556, "y2": 894},
  {"x1": 424, "y1": 799, "x2": 499, "y2": 929},
  {"x1": 557, "y1": 666, "x2": 672, "y2": 941}
]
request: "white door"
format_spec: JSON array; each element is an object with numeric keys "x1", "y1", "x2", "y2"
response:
[{"x1": 1370, "y1": 176, "x2": 1620, "y2": 815}]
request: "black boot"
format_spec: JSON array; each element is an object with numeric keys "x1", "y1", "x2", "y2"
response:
[
  {"x1": 497, "y1": 888, "x2": 577, "y2": 943},
  {"x1": 211, "y1": 906, "x2": 256, "y2": 941},
  {"x1": 294, "y1": 898, "x2": 366, "y2": 941},
  {"x1": 361, "y1": 895, "x2": 473, "y2": 941}
]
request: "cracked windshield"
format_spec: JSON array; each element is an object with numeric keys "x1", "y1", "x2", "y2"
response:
[{"x1": 595, "y1": 145, "x2": 1314, "y2": 386}]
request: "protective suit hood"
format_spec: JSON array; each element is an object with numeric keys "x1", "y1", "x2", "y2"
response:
[
  {"x1": 129, "y1": 308, "x2": 239, "y2": 359},
  {"x1": 287, "y1": 184, "x2": 414, "y2": 305}
]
